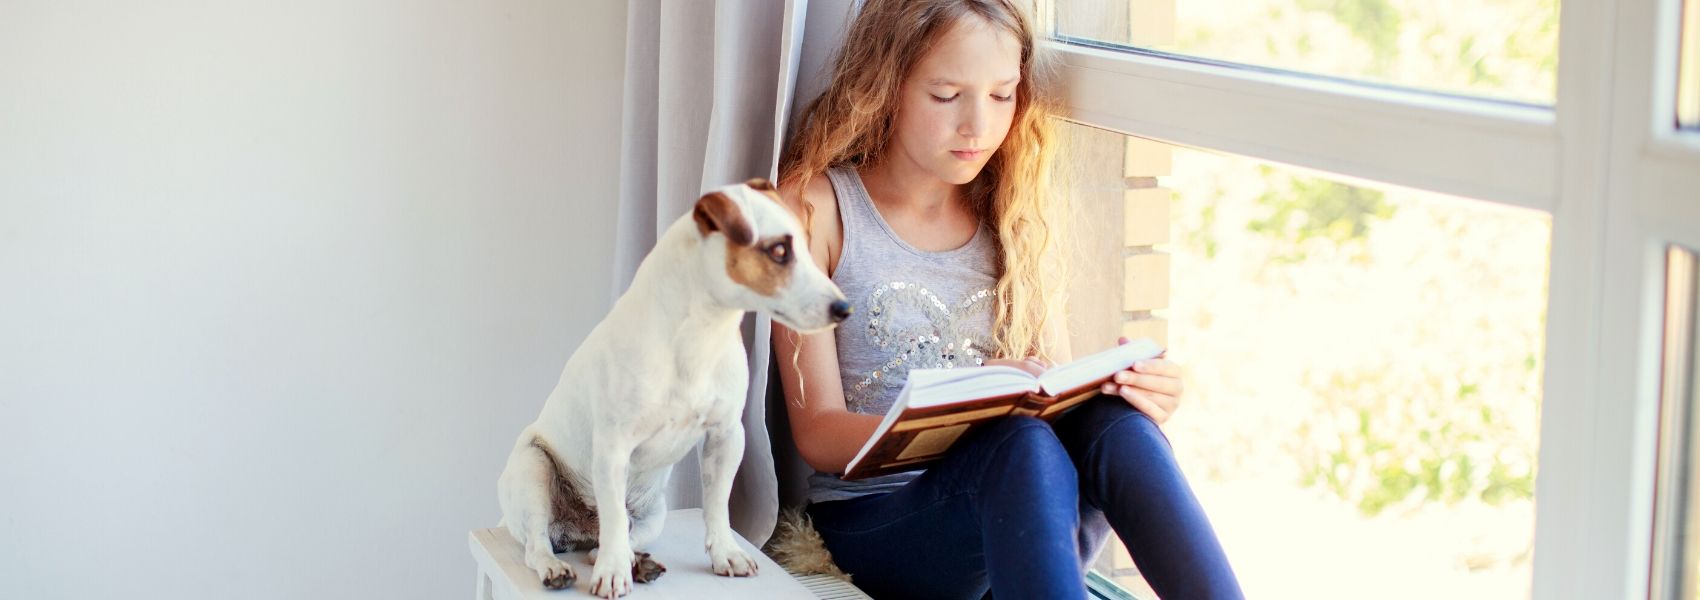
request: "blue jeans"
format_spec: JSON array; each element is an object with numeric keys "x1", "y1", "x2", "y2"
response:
[{"x1": 806, "y1": 395, "x2": 1244, "y2": 600}]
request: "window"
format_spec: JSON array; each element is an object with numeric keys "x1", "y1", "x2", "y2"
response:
[
  {"x1": 1047, "y1": 0, "x2": 1700, "y2": 593},
  {"x1": 1060, "y1": 124, "x2": 1549, "y2": 599},
  {"x1": 1053, "y1": 0, "x2": 1559, "y2": 104}
]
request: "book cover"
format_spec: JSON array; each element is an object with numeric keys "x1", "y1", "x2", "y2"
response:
[{"x1": 840, "y1": 338, "x2": 1165, "y2": 480}]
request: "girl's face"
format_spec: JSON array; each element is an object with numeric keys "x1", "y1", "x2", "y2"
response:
[{"x1": 890, "y1": 16, "x2": 1022, "y2": 187}]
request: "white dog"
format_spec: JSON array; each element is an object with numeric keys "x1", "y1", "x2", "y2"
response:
[{"x1": 497, "y1": 178, "x2": 848, "y2": 597}]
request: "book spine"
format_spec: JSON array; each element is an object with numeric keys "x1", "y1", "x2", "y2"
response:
[{"x1": 1008, "y1": 392, "x2": 1051, "y2": 417}]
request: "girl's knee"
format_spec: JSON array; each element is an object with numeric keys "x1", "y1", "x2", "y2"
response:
[
  {"x1": 1076, "y1": 394, "x2": 1138, "y2": 422},
  {"x1": 1071, "y1": 396, "x2": 1172, "y2": 448},
  {"x1": 984, "y1": 415, "x2": 1065, "y2": 454},
  {"x1": 988, "y1": 413, "x2": 1048, "y2": 433},
  {"x1": 981, "y1": 416, "x2": 1075, "y2": 477}
]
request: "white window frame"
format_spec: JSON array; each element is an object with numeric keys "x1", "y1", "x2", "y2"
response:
[{"x1": 1047, "y1": 0, "x2": 1700, "y2": 597}]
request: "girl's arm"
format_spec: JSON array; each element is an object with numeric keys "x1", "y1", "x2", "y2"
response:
[
  {"x1": 774, "y1": 322, "x2": 884, "y2": 474},
  {"x1": 773, "y1": 176, "x2": 885, "y2": 475}
]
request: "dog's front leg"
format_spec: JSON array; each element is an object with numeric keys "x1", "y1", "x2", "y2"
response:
[
  {"x1": 589, "y1": 440, "x2": 636, "y2": 598},
  {"x1": 700, "y1": 420, "x2": 759, "y2": 577}
]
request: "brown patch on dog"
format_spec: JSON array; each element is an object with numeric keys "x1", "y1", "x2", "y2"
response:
[
  {"x1": 531, "y1": 438, "x2": 600, "y2": 553},
  {"x1": 542, "y1": 569, "x2": 576, "y2": 590},
  {"x1": 726, "y1": 235, "x2": 793, "y2": 298},
  {"x1": 632, "y1": 552, "x2": 667, "y2": 583},
  {"x1": 693, "y1": 191, "x2": 754, "y2": 246},
  {"x1": 744, "y1": 179, "x2": 787, "y2": 209}
]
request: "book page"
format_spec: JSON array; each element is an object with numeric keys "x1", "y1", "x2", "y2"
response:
[
  {"x1": 906, "y1": 365, "x2": 1038, "y2": 409},
  {"x1": 1037, "y1": 338, "x2": 1164, "y2": 396}
]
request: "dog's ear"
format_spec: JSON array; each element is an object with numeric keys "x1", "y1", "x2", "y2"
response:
[
  {"x1": 693, "y1": 191, "x2": 755, "y2": 246},
  {"x1": 744, "y1": 177, "x2": 776, "y2": 192}
]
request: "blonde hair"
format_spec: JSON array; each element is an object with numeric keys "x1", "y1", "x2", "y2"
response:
[{"x1": 778, "y1": 0, "x2": 1069, "y2": 362}]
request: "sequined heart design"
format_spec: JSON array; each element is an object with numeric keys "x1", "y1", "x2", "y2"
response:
[{"x1": 845, "y1": 282, "x2": 996, "y2": 413}]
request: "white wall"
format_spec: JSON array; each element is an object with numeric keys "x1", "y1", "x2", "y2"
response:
[{"x1": 0, "y1": 2, "x2": 628, "y2": 597}]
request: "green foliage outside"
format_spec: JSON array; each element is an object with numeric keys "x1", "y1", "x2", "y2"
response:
[
  {"x1": 1289, "y1": 367, "x2": 1540, "y2": 516},
  {"x1": 1246, "y1": 166, "x2": 1396, "y2": 265}
]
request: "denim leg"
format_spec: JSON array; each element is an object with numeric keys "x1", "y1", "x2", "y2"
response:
[
  {"x1": 1053, "y1": 395, "x2": 1246, "y2": 600},
  {"x1": 807, "y1": 415, "x2": 1088, "y2": 600}
]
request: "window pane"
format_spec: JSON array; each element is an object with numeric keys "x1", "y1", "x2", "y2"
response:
[
  {"x1": 1060, "y1": 122, "x2": 1550, "y2": 599},
  {"x1": 1053, "y1": 0, "x2": 1559, "y2": 105},
  {"x1": 1682, "y1": 0, "x2": 1699, "y2": 128}
]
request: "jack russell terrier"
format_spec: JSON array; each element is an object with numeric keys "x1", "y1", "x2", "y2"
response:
[{"x1": 497, "y1": 178, "x2": 849, "y2": 597}]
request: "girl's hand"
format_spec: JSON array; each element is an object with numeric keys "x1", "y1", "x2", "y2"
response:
[
  {"x1": 1099, "y1": 336, "x2": 1184, "y2": 425},
  {"x1": 983, "y1": 355, "x2": 1051, "y2": 377}
]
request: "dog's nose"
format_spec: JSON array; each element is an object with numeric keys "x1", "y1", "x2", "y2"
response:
[{"x1": 828, "y1": 300, "x2": 853, "y2": 322}]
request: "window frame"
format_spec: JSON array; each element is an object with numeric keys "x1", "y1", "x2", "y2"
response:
[
  {"x1": 1650, "y1": 246, "x2": 1699, "y2": 600},
  {"x1": 1045, "y1": 0, "x2": 1700, "y2": 597}
]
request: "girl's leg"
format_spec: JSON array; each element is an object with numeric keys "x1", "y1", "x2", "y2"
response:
[
  {"x1": 806, "y1": 415, "x2": 1087, "y2": 600},
  {"x1": 1053, "y1": 395, "x2": 1246, "y2": 599}
]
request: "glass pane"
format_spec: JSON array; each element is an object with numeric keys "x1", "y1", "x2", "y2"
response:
[
  {"x1": 1682, "y1": 0, "x2": 1699, "y2": 128},
  {"x1": 1053, "y1": 0, "x2": 1559, "y2": 105},
  {"x1": 1059, "y1": 122, "x2": 1550, "y2": 599},
  {"x1": 1650, "y1": 246, "x2": 1699, "y2": 600}
]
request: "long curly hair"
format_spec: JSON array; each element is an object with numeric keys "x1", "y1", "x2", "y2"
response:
[{"x1": 777, "y1": 0, "x2": 1069, "y2": 362}]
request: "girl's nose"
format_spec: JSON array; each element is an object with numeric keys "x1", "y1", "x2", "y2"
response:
[{"x1": 958, "y1": 98, "x2": 989, "y2": 139}]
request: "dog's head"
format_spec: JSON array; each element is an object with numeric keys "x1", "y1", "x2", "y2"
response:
[{"x1": 693, "y1": 178, "x2": 850, "y2": 333}]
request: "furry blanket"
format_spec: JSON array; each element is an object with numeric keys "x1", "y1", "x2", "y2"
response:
[{"x1": 761, "y1": 508, "x2": 852, "y2": 583}]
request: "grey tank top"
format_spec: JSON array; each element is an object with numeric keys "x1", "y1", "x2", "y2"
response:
[{"x1": 804, "y1": 166, "x2": 1001, "y2": 505}]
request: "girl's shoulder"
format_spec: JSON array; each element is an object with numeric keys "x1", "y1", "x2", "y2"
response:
[{"x1": 778, "y1": 172, "x2": 844, "y2": 276}]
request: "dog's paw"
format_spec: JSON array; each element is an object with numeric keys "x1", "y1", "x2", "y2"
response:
[
  {"x1": 706, "y1": 534, "x2": 759, "y2": 577},
  {"x1": 532, "y1": 557, "x2": 576, "y2": 590},
  {"x1": 589, "y1": 546, "x2": 635, "y2": 598},
  {"x1": 632, "y1": 551, "x2": 667, "y2": 583},
  {"x1": 524, "y1": 544, "x2": 577, "y2": 590}
]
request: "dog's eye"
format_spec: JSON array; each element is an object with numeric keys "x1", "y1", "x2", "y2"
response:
[{"x1": 766, "y1": 241, "x2": 791, "y2": 264}]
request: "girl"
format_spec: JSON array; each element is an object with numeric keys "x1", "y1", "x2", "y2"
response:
[{"x1": 772, "y1": 1, "x2": 1244, "y2": 598}]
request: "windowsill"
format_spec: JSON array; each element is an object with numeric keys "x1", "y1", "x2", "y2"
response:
[{"x1": 1087, "y1": 569, "x2": 1156, "y2": 600}]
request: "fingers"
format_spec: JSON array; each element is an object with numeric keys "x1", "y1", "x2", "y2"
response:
[
  {"x1": 987, "y1": 358, "x2": 1046, "y2": 376},
  {"x1": 1133, "y1": 358, "x2": 1180, "y2": 377},
  {"x1": 1110, "y1": 366, "x2": 1183, "y2": 396},
  {"x1": 1101, "y1": 384, "x2": 1169, "y2": 421},
  {"x1": 1098, "y1": 382, "x2": 1173, "y2": 424}
]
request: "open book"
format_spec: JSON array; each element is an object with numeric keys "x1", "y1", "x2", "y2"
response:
[{"x1": 841, "y1": 338, "x2": 1165, "y2": 480}]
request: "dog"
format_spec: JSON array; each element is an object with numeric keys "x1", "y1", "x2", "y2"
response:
[{"x1": 496, "y1": 178, "x2": 849, "y2": 597}]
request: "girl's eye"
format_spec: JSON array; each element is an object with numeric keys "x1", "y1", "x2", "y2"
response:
[
  {"x1": 992, "y1": 94, "x2": 1013, "y2": 102},
  {"x1": 930, "y1": 94, "x2": 958, "y2": 103}
]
